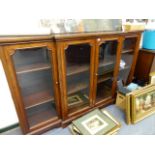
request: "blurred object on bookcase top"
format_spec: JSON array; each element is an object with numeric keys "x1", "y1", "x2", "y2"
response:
[
  {"x1": 126, "y1": 19, "x2": 149, "y2": 23},
  {"x1": 40, "y1": 19, "x2": 122, "y2": 34},
  {"x1": 122, "y1": 19, "x2": 147, "y2": 31}
]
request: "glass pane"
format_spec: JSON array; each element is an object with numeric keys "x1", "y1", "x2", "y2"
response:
[
  {"x1": 118, "y1": 52, "x2": 134, "y2": 85},
  {"x1": 65, "y1": 44, "x2": 91, "y2": 113},
  {"x1": 96, "y1": 40, "x2": 118, "y2": 103},
  {"x1": 123, "y1": 37, "x2": 137, "y2": 50},
  {"x1": 27, "y1": 101, "x2": 57, "y2": 127},
  {"x1": 118, "y1": 37, "x2": 137, "y2": 85},
  {"x1": 12, "y1": 47, "x2": 58, "y2": 128}
]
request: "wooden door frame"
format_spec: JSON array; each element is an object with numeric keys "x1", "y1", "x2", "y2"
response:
[
  {"x1": 125, "y1": 34, "x2": 142, "y2": 84},
  {"x1": 93, "y1": 35, "x2": 123, "y2": 106},
  {"x1": 56, "y1": 39, "x2": 96, "y2": 120},
  {"x1": 2, "y1": 41, "x2": 61, "y2": 134}
]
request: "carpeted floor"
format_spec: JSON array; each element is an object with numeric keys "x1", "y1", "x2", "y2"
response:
[{"x1": 1, "y1": 105, "x2": 155, "y2": 135}]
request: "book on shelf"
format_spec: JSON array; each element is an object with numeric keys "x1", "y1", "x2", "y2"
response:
[{"x1": 69, "y1": 109, "x2": 121, "y2": 135}]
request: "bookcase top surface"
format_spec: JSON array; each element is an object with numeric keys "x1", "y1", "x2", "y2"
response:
[
  {"x1": 54, "y1": 30, "x2": 143, "y2": 41},
  {"x1": 0, "y1": 35, "x2": 54, "y2": 44},
  {"x1": 0, "y1": 30, "x2": 143, "y2": 44}
]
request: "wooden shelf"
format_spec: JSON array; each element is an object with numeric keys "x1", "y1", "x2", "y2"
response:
[
  {"x1": 67, "y1": 82, "x2": 89, "y2": 95},
  {"x1": 98, "y1": 76, "x2": 112, "y2": 84},
  {"x1": 119, "y1": 65, "x2": 130, "y2": 71},
  {"x1": 16, "y1": 63, "x2": 51, "y2": 74},
  {"x1": 122, "y1": 49, "x2": 133, "y2": 54},
  {"x1": 66, "y1": 60, "x2": 114, "y2": 76},
  {"x1": 98, "y1": 65, "x2": 114, "y2": 76},
  {"x1": 23, "y1": 90, "x2": 54, "y2": 109},
  {"x1": 96, "y1": 85, "x2": 112, "y2": 103},
  {"x1": 27, "y1": 106, "x2": 57, "y2": 128},
  {"x1": 66, "y1": 63, "x2": 89, "y2": 76},
  {"x1": 99, "y1": 60, "x2": 114, "y2": 68},
  {"x1": 68, "y1": 102, "x2": 89, "y2": 114}
]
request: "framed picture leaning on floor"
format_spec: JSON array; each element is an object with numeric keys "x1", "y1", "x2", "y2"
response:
[
  {"x1": 131, "y1": 85, "x2": 155, "y2": 123},
  {"x1": 150, "y1": 72, "x2": 155, "y2": 84}
]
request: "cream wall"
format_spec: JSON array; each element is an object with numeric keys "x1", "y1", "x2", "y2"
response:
[
  {"x1": 0, "y1": 19, "x2": 50, "y2": 35},
  {"x1": 0, "y1": 20, "x2": 51, "y2": 129},
  {"x1": 0, "y1": 60, "x2": 18, "y2": 129}
]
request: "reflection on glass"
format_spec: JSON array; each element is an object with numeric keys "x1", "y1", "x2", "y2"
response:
[
  {"x1": 118, "y1": 37, "x2": 137, "y2": 85},
  {"x1": 65, "y1": 44, "x2": 91, "y2": 113},
  {"x1": 118, "y1": 52, "x2": 134, "y2": 85},
  {"x1": 123, "y1": 37, "x2": 137, "y2": 50},
  {"x1": 12, "y1": 47, "x2": 58, "y2": 128},
  {"x1": 96, "y1": 40, "x2": 118, "y2": 103}
]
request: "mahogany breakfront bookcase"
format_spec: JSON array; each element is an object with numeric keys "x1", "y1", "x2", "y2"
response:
[{"x1": 0, "y1": 31, "x2": 142, "y2": 134}]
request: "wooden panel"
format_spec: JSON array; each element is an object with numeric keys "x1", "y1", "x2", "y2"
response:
[
  {"x1": 135, "y1": 50, "x2": 154, "y2": 81},
  {"x1": 16, "y1": 63, "x2": 51, "y2": 74},
  {"x1": 23, "y1": 90, "x2": 54, "y2": 109},
  {"x1": 150, "y1": 57, "x2": 155, "y2": 73},
  {"x1": 27, "y1": 103, "x2": 58, "y2": 128},
  {"x1": 126, "y1": 35, "x2": 141, "y2": 84},
  {"x1": 66, "y1": 59, "x2": 114, "y2": 76},
  {"x1": 0, "y1": 35, "x2": 53, "y2": 44},
  {"x1": 54, "y1": 30, "x2": 143, "y2": 41}
]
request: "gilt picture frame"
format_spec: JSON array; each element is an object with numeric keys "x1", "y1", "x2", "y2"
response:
[
  {"x1": 72, "y1": 109, "x2": 118, "y2": 135},
  {"x1": 67, "y1": 92, "x2": 89, "y2": 107},
  {"x1": 131, "y1": 85, "x2": 155, "y2": 124},
  {"x1": 150, "y1": 72, "x2": 155, "y2": 84}
]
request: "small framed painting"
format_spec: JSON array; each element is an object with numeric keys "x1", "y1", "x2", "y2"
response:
[
  {"x1": 67, "y1": 92, "x2": 89, "y2": 107},
  {"x1": 131, "y1": 85, "x2": 155, "y2": 123},
  {"x1": 150, "y1": 72, "x2": 155, "y2": 84},
  {"x1": 72, "y1": 109, "x2": 119, "y2": 135}
]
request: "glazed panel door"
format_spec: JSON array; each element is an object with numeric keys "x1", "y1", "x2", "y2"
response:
[
  {"x1": 93, "y1": 37, "x2": 123, "y2": 105},
  {"x1": 58, "y1": 40, "x2": 95, "y2": 118},
  {"x1": 4, "y1": 42, "x2": 61, "y2": 133},
  {"x1": 118, "y1": 35, "x2": 141, "y2": 85}
]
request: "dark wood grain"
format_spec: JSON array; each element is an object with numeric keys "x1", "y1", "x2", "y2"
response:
[
  {"x1": 2, "y1": 41, "x2": 61, "y2": 134},
  {"x1": 66, "y1": 59, "x2": 114, "y2": 76},
  {"x1": 23, "y1": 90, "x2": 54, "y2": 109},
  {"x1": 27, "y1": 106, "x2": 58, "y2": 128},
  {"x1": 0, "y1": 31, "x2": 143, "y2": 134},
  {"x1": 134, "y1": 49, "x2": 155, "y2": 82},
  {"x1": 56, "y1": 31, "x2": 142, "y2": 127}
]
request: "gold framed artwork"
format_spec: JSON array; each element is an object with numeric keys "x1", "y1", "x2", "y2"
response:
[
  {"x1": 125, "y1": 93, "x2": 132, "y2": 124},
  {"x1": 150, "y1": 72, "x2": 155, "y2": 84},
  {"x1": 116, "y1": 91, "x2": 134, "y2": 124},
  {"x1": 68, "y1": 95, "x2": 83, "y2": 106},
  {"x1": 116, "y1": 84, "x2": 155, "y2": 124},
  {"x1": 131, "y1": 85, "x2": 155, "y2": 124},
  {"x1": 67, "y1": 92, "x2": 89, "y2": 107},
  {"x1": 69, "y1": 109, "x2": 121, "y2": 135}
]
